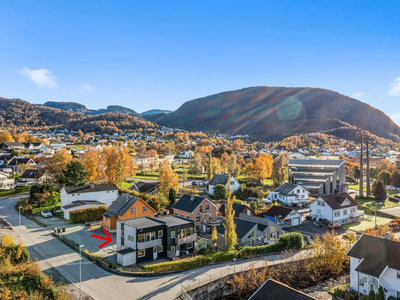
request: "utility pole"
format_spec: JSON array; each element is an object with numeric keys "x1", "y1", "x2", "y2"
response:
[
  {"x1": 359, "y1": 135, "x2": 364, "y2": 198},
  {"x1": 79, "y1": 245, "x2": 84, "y2": 300},
  {"x1": 19, "y1": 207, "x2": 21, "y2": 243},
  {"x1": 366, "y1": 135, "x2": 371, "y2": 196}
]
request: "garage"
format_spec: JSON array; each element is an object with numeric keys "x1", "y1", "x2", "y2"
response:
[
  {"x1": 117, "y1": 248, "x2": 136, "y2": 266},
  {"x1": 291, "y1": 217, "x2": 300, "y2": 226}
]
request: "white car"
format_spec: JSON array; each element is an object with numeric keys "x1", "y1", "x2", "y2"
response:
[
  {"x1": 262, "y1": 198, "x2": 272, "y2": 204},
  {"x1": 41, "y1": 210, "x2": 52, "y2": 218}
]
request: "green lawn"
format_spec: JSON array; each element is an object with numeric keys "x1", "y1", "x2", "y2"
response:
[
  {"x1": 120, "y1": 182, "x2": 132, "y2": 189},
  {"x1": 356, "y1": 198, "x2": 400, "y2": 210},
  {"x1": 341, "y1": 213, "x2": 392, "y2": 232}
]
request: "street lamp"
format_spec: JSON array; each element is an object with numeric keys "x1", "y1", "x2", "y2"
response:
[
  {"x1": 19, "y1": 207, "x2": 21, "y2": 243},
  {"x1": 79, "y1": 245, "x2": 84, "y2": 300}
]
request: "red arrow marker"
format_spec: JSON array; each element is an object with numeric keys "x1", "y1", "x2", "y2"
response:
[{"x1": 91, "y1": 227, "x2": 113, "y2": 249}]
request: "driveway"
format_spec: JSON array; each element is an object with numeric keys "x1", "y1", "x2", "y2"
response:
[
  {"x1": 286, "y1": 219, "x2": 347, "y2": 238},
  {"x1": 380, "y1": 206, "x2": 400, "y2": 218}
]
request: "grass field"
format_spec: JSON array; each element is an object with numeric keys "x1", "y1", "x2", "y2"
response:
[
  {"x1": 341, "y1": 213, "x2": 392, "y2": 232},
  {"x1": 356, "y1": 198, "x2": 400, "y2": 210},
  {"x1": 120, "y1": 182, "x2": 132, "y2": 189}
]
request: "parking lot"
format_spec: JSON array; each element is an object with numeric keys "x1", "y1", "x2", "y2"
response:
[{"x1": 286, "y1": 219, "x2": 347, "y2": 238}]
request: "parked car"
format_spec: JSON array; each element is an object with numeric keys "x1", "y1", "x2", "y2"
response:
[
  {"x1": 262, "y1": 198, "x2": 272, "y2": 204},
  {"x1": 41, "y1": 210, "x2": 52, "y2": 218},
  {"x1": 246, "y1": 197, "x2": 258, "y2": 202},
  {"x1": 328, "y1": 222, "x2": 340, "y2": 229}
]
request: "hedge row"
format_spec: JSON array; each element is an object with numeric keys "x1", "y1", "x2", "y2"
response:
[
  {"x1": 357, "y1": 205, "x2": 375, "y2": 214},
  {"x1": 69, "y1": 205, "x2": 107, "y2": 224},
  {"x1": 0, "y1": 186, "x2": 31, "y2": 197},
  {"x1": 144, "y1": 255, "x2": 212, "y2": 272},
  {"x1": 213, "y1": 250, "x2": 237, "y2": 263},
  {"x1": 240, "y1": 232, "x2": 303, "y2": 258}
]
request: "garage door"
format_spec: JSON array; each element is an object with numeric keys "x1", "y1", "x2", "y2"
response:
[{"x1": 291, "y1": 218, "x2": 300, "y2": 226}]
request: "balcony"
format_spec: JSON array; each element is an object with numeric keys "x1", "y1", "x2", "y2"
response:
[
  {"x1": 350, "y1": 211, "x2": 365, "y2": 218},
  {"x1": 137, "y1": 238, "x2": 162, "y2": 250},
  {"x1": 175, "y1": 233, "x2": 197, "y2": 246}
]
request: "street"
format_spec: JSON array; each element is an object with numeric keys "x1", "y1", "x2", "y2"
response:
[{"x1": 0, "y1": 195, "x2": 308, "y2": 300}]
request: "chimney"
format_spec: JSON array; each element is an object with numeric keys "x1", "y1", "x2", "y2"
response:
[
  {"x1": 190, "y1": 194, "x2": 195, "y2": 201},
  {"x1": 89, "y1": 182, "x2": 94, "y2": 188},
  {"x1": 385, "y1": 232, "x2": 391, "y2": 240}
]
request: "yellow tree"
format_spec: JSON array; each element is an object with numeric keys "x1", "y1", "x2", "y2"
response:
[
  {"x1": 103, "y1": 146, "x2": 120, "y2": 184},
  {"x1": 48, "y1": 148, "x2": 72, "y2": 178},
  {"x1": 115, "y1": 146, "x2": 136, "y2": 186},
  {"x1": 251, "y1": 153, "x2": 273, "y2": 183},
  {"x1": 224, "y1": 176, "x2": 237, "y2": 250},
  {"x1": 80, "y1": 148, "x2": 105, "y2": 182},
  {"x1": 0, "y1": 130, "x2": 13, "y2": 142},
  {"x1": 158, "y1": 160, "x2": 179, "y2": 198}
]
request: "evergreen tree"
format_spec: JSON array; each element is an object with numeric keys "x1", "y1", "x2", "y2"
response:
[
  {"x1": 375, "y1": 286, "x2": 384, "y2": 300},
  {"x1": 368, "y1": 289, "x2": 375, "y2": 300},
  {"x1": 390, "y1": 169, "x2": 400, "y2": 190},
  {"x1": 213, "y1": 184, "x2": 226, "y2": 200},
  {"x1": 372, "y1": 180, "x2": 387, "y2": 201},
  {"x1": 168, "y1": 188, "x2": 176, "y2": 204},
  {"x1": 224, "y1": 175, "x2": 237, "y2": 250},
  {"x1": 58, "y1": 161, "x2": 87, "y2": 186}
]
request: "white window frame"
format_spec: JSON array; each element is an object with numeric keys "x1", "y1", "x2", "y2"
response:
[
  {"x1": 158, "y1": 230, "x2": 163, "y2": 238},
  {"x1": 138, "y1": 250, "x2": 145, "y2": 257},
  {"x1": 143, "y1": 206, "x2": 147, "y2": 213},
  {"x1": 158, "y1": 245, "x2": 163, "y2": 252},
  {"x1": 131, "y1": 208, "x2": 136, "y2": 214},
  {"x1": 171, "y1": 231, "x2": 175, "y2": 238},
  {"x1": 171, "y1": 246, "x2": 175, "y2": 252},
  {"x1": 187, "y1": 242, "x2": 193, "y2": 249}
]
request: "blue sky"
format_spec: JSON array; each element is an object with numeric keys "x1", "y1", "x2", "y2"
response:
[{"x1": 1, "y1": 1, "x2": 400, "y2": 122}]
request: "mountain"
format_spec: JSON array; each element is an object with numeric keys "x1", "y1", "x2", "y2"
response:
[
  {"x1": 0, "y1": 98, "x2": 155, "y2": 133},
  {"x1": 150, "y1": 86, "x2": 400, "y2": 143},
  {"x1": 141, "y1": 109, "x2": 172, "y2": 116},
  {"x1": 43, "y1": 102, "x2": 141, "y2": 117}
]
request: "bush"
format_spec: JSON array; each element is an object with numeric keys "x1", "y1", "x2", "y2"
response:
[
  {"x1": 333, "y1": 287, "x2": 346, "y2": 298},
  {"x1": 357, "y1": 206, "x2": 375, "y2": 214},
  {"x1": 144, "y1": 255, "x2": 212, "y2": 272},
  {"x1": 5, "y1": 244, "x2": 30, "y2": 263},
  {"x1": 69, "y1": 205, "x2": 107, "y2": 224},
  {"x1": 213, "y1": 251, "x2": 237, "y2": 263}
]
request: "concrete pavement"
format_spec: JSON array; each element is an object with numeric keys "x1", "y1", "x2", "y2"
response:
[{"x1": 0, "y1": 194, "x2": 309, "y2": 300}]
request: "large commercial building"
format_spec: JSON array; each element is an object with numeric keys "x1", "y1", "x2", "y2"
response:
[{"x1": 288, "y1": 159, "x2": 346, "y2": 195}]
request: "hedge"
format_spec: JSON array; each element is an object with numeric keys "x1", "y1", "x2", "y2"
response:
[
  {"x1": 240, "y1": 232, "x2": 303, "y2": 258},
  {"x1": 213, "y1": 251, "x2": 237, "y2": 263},
  {"x1": 144, "y1": 255, "x2": 212, "y2": 272},
  {"x1": 69, "y1": 205, "x2": 107, "y2": 224},
  {"x1": 0, "y1": 186, "x2": 31, "y2": 197},
  {"x1": 357, "y1": 205, "x2": 375, "y2": 214}
]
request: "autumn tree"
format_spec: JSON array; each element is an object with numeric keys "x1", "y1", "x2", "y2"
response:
[
  {"x1": 0, "y1": 130, "x2": 13, "y2": 142},
  {"x1": 58, "y1": 161, "x2": 87, "y2": 186},
  {"x1": 80, "y1": 148, "x2": 106, "y2": 182},
  {"x1": 251, "y1": 153, "x2": 273, "y2": 183},
  {"x1": 103, "y1": 146, "x2": 136, "y2": 186},
  {"x1": 377, "y1": 159, "x2": 395, "y2": 173},
  {"x1": 211, "y1": 157, "x2": 222, "y2": 176},
  {"x1": 211, "y1": 226, "x2": 218, "y2": 247},
  {"x1": 271, "y1": 153, "x2": 290, "y2": 186},
  {"x1": 224, "y1": 177, "x2": 237, "y2": 250},
  {"x1": 189, "y1": 153, "x2": 203, "y2": 177},
  {"x1": 377, "y1": 170, "x2": 391, "y2": 185},
  {"x1": 227, "y1": 155, "x2": 241, "y2": 178},
  {"x1": 158, "y1": 161, "x2": 179, "y2": 198},
  {"x1": 47, "y1": 148, "x2": 72, "y2": 178},
  {"x1": 207, "y1": 151, "x2": 213, "y2": 180}
]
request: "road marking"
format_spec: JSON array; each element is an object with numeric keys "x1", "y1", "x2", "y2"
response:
[{"x1": 34, "y1": 246, "x2": 97, "y2": 300}]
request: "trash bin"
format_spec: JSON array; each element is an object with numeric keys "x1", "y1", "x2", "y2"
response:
[
  {"x1": 57, "y1": 228, "x2": 61, "y2": 233},
  {"x1": 62, "y1": 227, "x2": 66, "y2": 232},
  {"x1": 54, "y1": 228, "x2": 57, "y2": 233}
]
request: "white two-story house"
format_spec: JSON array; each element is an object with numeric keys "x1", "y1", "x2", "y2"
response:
[
  {"x1": 60, "y1": 183, "x2": 119, "y2": 220},
  {"x1": 347, "y1": 234, "x2": 400, "y2": 299},
  {"x1": 309, "y1": 192, "x2": 364, "y2": 224},
  {"x1": 268, "y1": 182, "x2": 310, "y2": 206},
  {"x1": 208, "y1": 173, "x2": 240, "y2": 196}
]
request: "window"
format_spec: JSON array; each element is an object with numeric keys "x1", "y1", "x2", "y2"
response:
[
  {"x1": 138, "y1": 234, "x2": 145, "y2": 243},
  {"x1": 143, "y1": 206, "x2": 147, "y2": 213},
  {"x1": 171, "y1": 231, "x2": 175, "y2": 238},
  {"x1": 248, "y1": 231, "x2": 255, "y2": 239},
  {"x1": 150, "y1": 232, "x2": 155, "y2": 240},
  {"x1": 187, "y1": 215, "x2": 190, "y2": 219},
  {"x1": 72, "y1": 194, "x2": 75, "y2": 196},
  {"x1": 334, "y1": 211, "x2": 340, "y2": 217},
  {"x1": 158, "y1": 230, "x2": 163, "y2": 238},
  {"x1": 343, "y1": 209, "x2": 347, "y2": 215},
  {"x1": 107, "y1": 191, "x2": 110, "y2": 193},
  {"x1": 196, "y1": 216, "x2": 200, "y2": 222},
  {"x1": 77, "y1": 194, "x2": 80, "y2": 196},
  {"x1": 301, "y1": 195, "x2": 305, "y2": 199},
  {"x1": 199, "y1": 205, "x2": 203, "y2": 213},
  {"x1": 187, "y1": 227, "x2": 193, "y2": 235},
  {"x1": 171, "y1": 246, "x2": 175, "y2": 252},
  {"x1": 131, "y1": 208, "x2": 136, "y2": 214},
  {"x1": 205, "y1": 204, "x2": 209, "y2": 210},
  {"x1": 177, "y1": 229, "x2": 186, "y2": 238},
  {"x1": 158, "y1": 245, "x2": 163, "y2": 252},
  {"x1": 397, "y1": 271, "x2": 400, "y2": 279},
  {"x1": 209, "y1": 214, "x2": 213, "y2": 220},
  {"x1": 128, "y1": 235, "x2": 134, "y2": 242},
  {"x1": 231, "y1": 181, "x2": 234, "y2": 185},
  {"x1": 350, "y1": 208, "x2": 356, "y2": 213},
  {"x1": 138, "y1": 250, "x2": 145, "y2": 257},
  {"x1": 187, "y1": 242, "x2": 193, "y2": 249},
  {"x1": 297, "y1": 189, "x2": 300, "y2": 193},
  {"x1": 317, "y1": 201, "x2": 325, "y2": 206}
]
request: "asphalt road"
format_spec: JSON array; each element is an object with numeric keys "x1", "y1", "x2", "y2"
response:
[{"x1": 0, "y1": 195, "x2": 309, "y2": 300}]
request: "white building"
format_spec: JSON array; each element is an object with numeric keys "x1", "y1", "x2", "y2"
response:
[
  {"x1": 263, "y1": 205, "x2": 303, "y2": 227},
  {"x1": 0, "y1": 171, "x2": 15, "y2": 189},
  {"x1": 309, "y1": 192, "x2": 364, "y2": 224},
  {"x1": 60, "y1": 183, "x2": 119, "y2": 220},
  {"x1": 347, "y1": 234, "x2": 400, "y2": 299},
  {"x1": 208, "y1": 173, "x2": 240, "y2": 196},
  {"x1": 267, "y1": 182, "x2": 309, "y2": 206},
  {"x1": 179, "y1": 150, "x2": 193, "y2": 158}
]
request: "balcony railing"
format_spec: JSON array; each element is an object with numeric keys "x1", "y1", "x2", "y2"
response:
[
  {"x1": 137, "y1": 238, "x2": 162, "y2": 250},
  {"x1": 350, "y1": 211, "x2": 365, "y2": 218},
  {"x1": 175, "y1": 233, "x2": 197, "y2": 245}
]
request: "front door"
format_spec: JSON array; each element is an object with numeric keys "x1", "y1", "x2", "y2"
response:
[
  {"x1": 176, "y1": 245, "x2": 180, "y2": 257},
  {"x1": 153, "y1": 247, "x2": 157, "y2": 260}
]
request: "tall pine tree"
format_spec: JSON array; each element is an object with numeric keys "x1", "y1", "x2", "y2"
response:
[{"x1": 224, "y1": 175, "x2": 237, "y2": 250}]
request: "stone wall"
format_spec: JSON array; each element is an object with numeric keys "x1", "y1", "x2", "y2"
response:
[{"x1": 188, "y1": 275, "x2": 235, "y2": 300}]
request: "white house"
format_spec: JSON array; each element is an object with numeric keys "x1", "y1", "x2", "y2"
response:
[
  {"x1": 17, "y1": 169, "x2": 52, "y2": 186},
  {"x1": 309, "y1": 192, "x2": 364, "y2": 224},
  {"x1": 208, "y1": 173, "x2": 240, "y2": 196},
  {"x1": 38, "y1": 144, "x2": 55, "y2": 154},
  {"x1": 0, "y1": 171, "x2": 15, "y2": 189},
  {"x1": 179, "y1": 150, "x2": 193, "y2": 158},
  {"x1": 347, "y1": 234, "x2": 400, "y2": 299},
  {"x1": 268, "y1": 182, "x2": 309, "y2": 206},
  {"x1": 263, "y1": 205, "x2": 303, "y2": 227},
  {"x1": 60, "y1": 183, "x2": 119, "y2": 220}
]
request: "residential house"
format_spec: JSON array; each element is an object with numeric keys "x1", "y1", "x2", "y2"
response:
[
  {"x1": 219, "y1": 202, "x2": 255, "y2": 218},
  {"x1": 267, "y1": 182, "x2": 310, "y2": 206},
  {"x1": 7, "y1": 157, "x2": 36, "y2": 171},
  {"x1": 60, "y1": 183, "x2": 119, "y2": 220},
  {"x1": 347, "y1": 234, "x2": 400, "y2": 299},
  {"x1": 249, "y1": 279, "x2": 316, "y2": 300},
  {"x1": 208, "y1": 173, "x2": 240, "y2": 196},
  {"x1": 216, "y1": 217, "x2": 265, "y2": 247},
  {"x1": 103, "y1": 193, "x2": 156, "y2": 232},
  {"x1": 170, "y1": 194, "x2": 219, "y2": 233},
  {"x1": 239, "y1": 213, "x2": 283, "y2": 243},
  {"x1": 0, "y1": 171, "x2": 15, "y2": 189},
  {"x1": 38, "y1": 144, "x2": 55, "y2": 154},
  {"x1": 0, "y1": 142, "x2": 26, "y2": 151},
  {"x1": 17, "y1": 169, "x2": 52, "y2": 186},
  {"x1": 263, "y1": 205, "x2": 303, "y2": 227},
  {"x1": 23, "y1": 143, "x2": 43, "y2": 153},
  {"x1": 309, "y1": 192, "x2": 364, "y2": 224},
  {"x1": 179, "y1": 150, "x2": 193, "y2": 158},
  {"x1": 129, "y1": 181, "x2": 158, "y2": 195}
]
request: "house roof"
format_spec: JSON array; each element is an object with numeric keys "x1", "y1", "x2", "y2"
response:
[
  {"x1": 263, "y1": 206, "x2": 296, "y2": 219},
  {"x1": 130, "y1": 181, "x2": 158, "y2": 194},
  {"x1": 347, "y1": 234, "x2": 400, "y2": 277},
  {"x1": 293, "y1": 174, "x2": 330, "y2": 181},
  {"x1": 290, "y1": 168, "x2": 337, "y2": 175},
  {"x1": 19, "y1": 169, "x2": 47, "y2": 179},
  {"x1": 318, "y1": 193, "x2": 358, "y2": 210},
  {"x1": 209, "y1": 173, "x2": 231, "y2": 185},
  {"x1": 105, "y1": 193, "x2": 154, "y2": 217},
  {"x1": 216, "y1": 218, "x2": 257, "y2": 239},
  {"x1": 117, "y1": 248, "x2": 135, "y2": 255},
  {"x1": 171, "y1": 194, "x2": 212, "y2": 213},
  {"x1": 288, "y1": 159, "x2": 344, "y2": 167},
  {"x1": 249, "y1": 279, "x2": 316, "y2": 300},
  {"x1": 156, "y1": 215, "x2": 194, "y2": 227},
  {"x1": 63, "y1": 184, "x2": 118, "y2": 194},
  {"x1": 7, "y1": 157, "x2": 35, "y2": 166},
  {"x1": 274, "y1": 182, "x2": 298, "y2": 195},
  {"x1": 219, "y1": 203, "x2": 253, "y2": 217},
  {"x1": 62, "y1": 200, "x2": 105, "y2": 210},
  {"x1": 1, "y1": 142, "x2": 25, "y2": 147},
  {"x1": 119, "y1": 216, "x2": 165, "y2": 229},
  {"x1": 257, "y1": 224, "x2": 268, "y2": 232}
]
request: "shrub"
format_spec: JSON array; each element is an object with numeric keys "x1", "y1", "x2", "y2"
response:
[
  {"x1": 144, "y1": 255, "x2": 212, "y2": 272},
  {"x1": 5, "y1": 244, "x2": 30, "y2": 263},
  {"x1": 213, "y1": 251, "x2": 237, "y2": 263},
  {"x1": 69, "y1": 205, "x2": 107, "y2": 224},
  {"x1": 333, "y1": 287, "x2": 346, "y2": 298}
]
